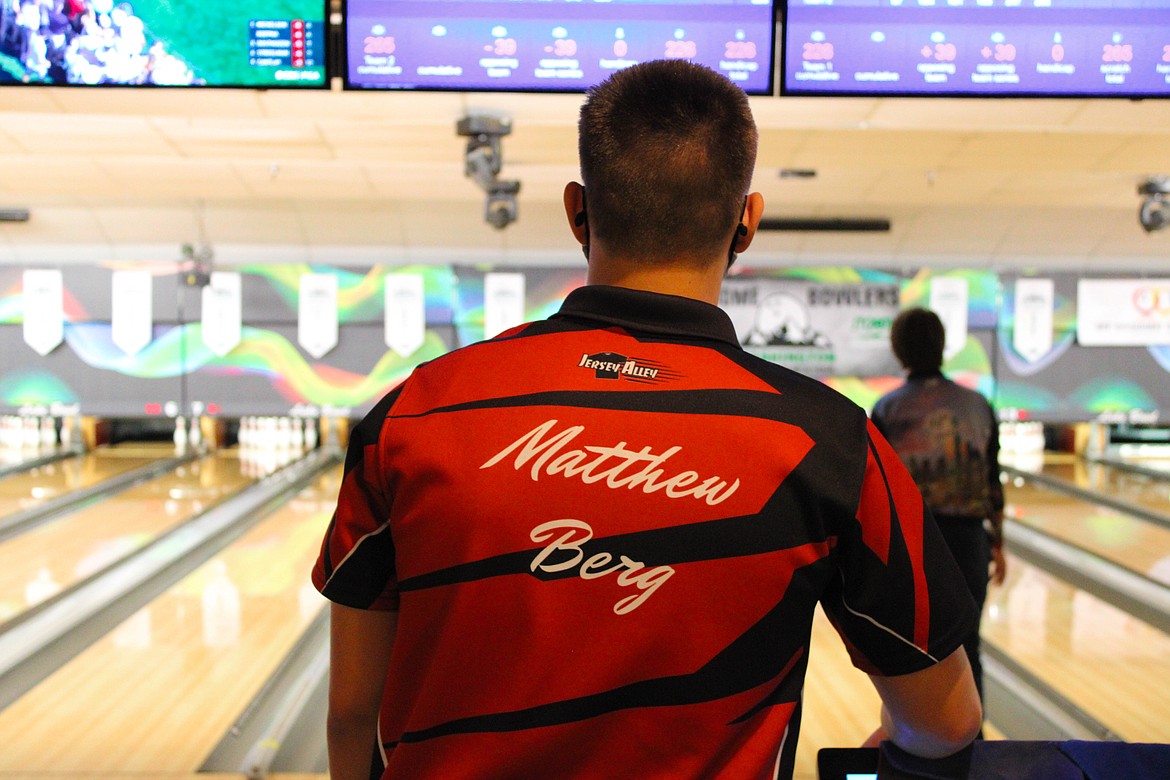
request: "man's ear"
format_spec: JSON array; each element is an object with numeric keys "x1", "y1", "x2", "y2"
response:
[
  {"x1": 734, "y1": 192, "x2": 765, "y2": 254},
  {"x1": 563, "y1": 182, "x2": 588, "y2": 246}
]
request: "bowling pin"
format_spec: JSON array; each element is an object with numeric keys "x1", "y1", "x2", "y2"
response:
[
  {"x1": 304, "y1": 417, "x2": 318, "y2": 450},
  {"x1": 291, "y1": 417, "x2": 305, "y2": 451},
  {"x1": 174, "y1": 416, "x2": 188, "y2": 452},
  {"x1": 22, "y1": 417, "x2": 39, "y2": 450},
  {"x1": 40, "y1": 416, "x2": 56, "y2": 449},
  {"x1": 188, "y1": 415, "x2": 203, "y2": 451}
]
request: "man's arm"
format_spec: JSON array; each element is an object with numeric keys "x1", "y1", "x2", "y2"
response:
[
  {"x1": 328, "y1": 602, "x2": 398, "y2": 780},
  {"x1": 865, "y1": 647, "x2": 982, "y2": 758},
  {"x1": 986, "y1": 406, "x2": 1007, "y2": 585}
]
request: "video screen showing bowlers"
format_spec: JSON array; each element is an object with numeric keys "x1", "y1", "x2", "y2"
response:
[
  {"x1": 343, "y1": 0, "x2": 776, "y2": 94},
  {"x1": 0, "y1": 0, "x2": 327, "y2": 87},
  {"x1": 782, "y1": 0, "x2": 1170, "y2": 98}
]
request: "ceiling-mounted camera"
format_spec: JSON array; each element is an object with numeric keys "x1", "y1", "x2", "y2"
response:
[
  {"x1": 180, "y1": 242, "x2": 214, "y2": 286},
  {"x1": 457, "y1": 112, "x2": 521, "y2": 230},
  {"x1": 485, "y1": 180, "x2": 521, "y2": 230},
  {"x1": 1138, "y1": 177, "x2": 1170, "y2": 234}
]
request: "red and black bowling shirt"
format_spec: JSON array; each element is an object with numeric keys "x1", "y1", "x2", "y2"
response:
[{"x1": 312, "y1": 284, "x2": 977, "y2": 780}]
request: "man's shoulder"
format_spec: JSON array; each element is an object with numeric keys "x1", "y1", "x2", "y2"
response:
[
  {"x1": 734, "y1": 349, "x2": 867, "y2": 416},
  {"x1": 942, "y1": 377, "x2": 994, "y2": 410}
]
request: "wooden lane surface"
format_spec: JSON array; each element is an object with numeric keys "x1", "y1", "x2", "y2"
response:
[
  {"x1": 0, "y1": 449, "x2": 255, "y2": 624},
  {"x1": 0, "y1": 443, "x2": 171, "y2": 519},
  {"x1": 794, "y1": 607, "x2": 883, "y2": 779},
  {"x1": 983, "y1": 552, "x2": 1170, "y2": 742},
  {"x1": 0, "y1": 466, "x2": 342, "y2": 774},
  {"x1": 1111, "y1": 451, "x2": 1170, "y2": 474},
  {"x1": 1020, "y1": 453, "x2": 1170, "y2": 520},
  {"x1": 1003, "y1": 477, "x2": 1170, "y2": 586},
  {"x1": 793, "y1": 609, "x2": 1007, "y2": 779}
]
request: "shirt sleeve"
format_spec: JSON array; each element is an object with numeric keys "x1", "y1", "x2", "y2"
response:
[
  {"x1": 311, "y1": 387, "x2": 404, "y2": 611},
  {"x1": 821, "y1": 419, "x2": 979, "y2": 677}
]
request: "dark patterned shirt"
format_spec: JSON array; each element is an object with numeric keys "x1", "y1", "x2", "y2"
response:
[{"x1": 871, "y1": 371, "x2": 1004, "y2": 521}]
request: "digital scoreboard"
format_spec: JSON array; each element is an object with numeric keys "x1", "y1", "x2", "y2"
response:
[
  {"x1": 343, "y1": 0, "x2": 776, "y2": 94},
  {"x1": 248, "y1": 18, "x2": 327, "y2": 83},
  {"x1": 781, "y1": 0, "x2": 1170, "y2": 97},
  {"x1": 0, "y1": 0, "x2": 329, "y2": 88}
]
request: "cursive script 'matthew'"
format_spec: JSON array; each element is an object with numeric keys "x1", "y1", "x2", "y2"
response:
[{"x1": 480, "y1": 419, "x2": 740, "y2": 505}]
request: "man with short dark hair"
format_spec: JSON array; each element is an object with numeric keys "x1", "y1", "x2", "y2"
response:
[
  {"x1": 872, "y1": 306, "x2": 1007, "y2": 708},
  {"x1": 316, "y1": 60, "x2": 982, "y2": 780}
]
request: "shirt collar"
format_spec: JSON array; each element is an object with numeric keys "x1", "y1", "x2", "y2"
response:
[{"x1": 553, "y1": 285, "x2": 741, "y2": 347}]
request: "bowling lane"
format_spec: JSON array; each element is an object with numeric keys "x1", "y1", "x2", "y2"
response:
[
  {"x1": 983, "y1": 552, "x2": 1170, "y2": 742},
  {"x1": 1003, "y1": 478, "x2": 1170, "y2": 586},
  {"x1": 1008, "y1": 453, "x2": 1170, "y2": 522},
  {"x1": 795, "y1": 607, "x2": 883, "y2": 779},
  {"x1": 0, "y1": 466, "x2": 340, "y2": 774},
  {"x1": 0, "y1": 443, "x2": 174, "y2": 520},
  {"x1": 0, "y1": 449, "x2": 255, "y2": 624}
]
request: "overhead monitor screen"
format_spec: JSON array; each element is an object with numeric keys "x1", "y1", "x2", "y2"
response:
[
  {"x1": 0, "y1": 0, "x2": 328, "y2": 87},
  {"x1": 781, "y1": 0, "x2": 1170, "y2": 97},
  {"x1": 343, "y1": 0, "x2": 776, "y2": 94}
]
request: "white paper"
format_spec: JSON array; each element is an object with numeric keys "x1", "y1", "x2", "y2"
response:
[
  {"x1": 484, "y1": 272, "x2": 526, "y2": 339},
  {"x1": 1013, "y1": 278, "x2": 1054, "y2": 362},
  {"x1": 384, "y1": 273, "x2": 426, "y2": 357},
  {"x1": 22, "y1": 270, "x2": 64, "y2": 356},
  {"x1": 298, "y1": 273, "x2": 339, "y2": 359},
  {"x1": 111, "y1": 270, "x2": 154, "y2": 356},
  {"x1": 929, "y1": 276, "x2": 969, "y2": 361},
  {"x1": 201, "y1": 272, "x2": 242, "y2": 357},
  {"x1": 1077, "y1": 278, "x2": 1170, "y2": 346}
]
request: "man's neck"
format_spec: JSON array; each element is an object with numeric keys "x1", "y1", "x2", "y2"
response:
[{"x1": 584, "y1": 252, "x2": 726, "y2": 305}]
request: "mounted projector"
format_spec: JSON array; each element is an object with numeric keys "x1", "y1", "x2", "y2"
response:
[
  {"x1": 457, "y1": 112, "x2": 520, "y2": 230},
  {"x1": 180, "y1": 242, "x2": 214, "y2": 287},
  {"x1": 1138, "y1": 177, "x2": 1170, "y2": 234}
]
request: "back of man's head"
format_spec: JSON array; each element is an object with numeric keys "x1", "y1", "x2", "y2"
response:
[
  {"x1": 577, "y1": 60, "x2": 758, "y2": 265},
  {"x1": 891, "y1": 307, "x2": 946, "y2": 374}
]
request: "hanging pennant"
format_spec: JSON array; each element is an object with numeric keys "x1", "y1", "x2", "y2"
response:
[
  {"x1": 384, "y1": 273, "x2": 426, "y2": 357},
  {"x1": 22, "y1": 269, "x2": 64, "y2": 356},
  {"x1": 201, "y1": 272, "x2": 242, "y2": 357},
  {"x1": 111, "y1": 270, "x2": 154, "y2": 356},
  {"x1": 929, "y1": 276, "x2": 969, "y2": 361},
  {"x1": 298, "y1": 273, "x2": 339, "y2": 359},
  {"x1": 1013, "y1": 278, "x2": 1054, "y2": 363},
  {"x1": 483, "y1": 272, "x2": 526, "y2": 339}
]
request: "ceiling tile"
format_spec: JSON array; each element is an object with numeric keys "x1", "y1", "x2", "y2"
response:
[
  {"x1": 151, "y1": 117, "x2": 330, "y2": 159},
  {"x1": 234, "y1": 161, "x2": 375, "y2": 199},
  {"x1": 0, "y1": 113, "x2": 173, "y2": 155}
]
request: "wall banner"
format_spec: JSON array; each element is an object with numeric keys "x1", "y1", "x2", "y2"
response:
[
  {"x1": 384, "y1": 273, "x2": 426, "y2": 357},
  {"x1": 201, "y1": 272, "x2": 242, "y2": 357},
  {"x1": 22, "y1": 269, "x2": 64, "y2": 356},
  {"x1": 111, "y1": 270, "x2": 154, "y2": 356},
  {"x1": 1013, "y1": 278, "x2": 1054, "y2": 363},
  {"x1": 719, "y1": 278, "x2": 901, "y2": 378},
  {"x1": 484, "y1": 272, "x2": 526, "y2": 339},
  {"x1": 929, "y1": 276, "x2": 970, "y2": 361},
  {"x1": 1077, "y1": 278, "x2": 1170, "y2": 346},
  {"x1": 298, "y1": 273, "x2": 339, "y2": 359}
]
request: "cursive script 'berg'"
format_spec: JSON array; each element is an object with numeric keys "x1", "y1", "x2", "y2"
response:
[
  {"x1": 480, "y1": 419, "x2": 740, "y2": 506},
  {"x1": 530, "y1": 518, "x2": 673, "y2": 614}
]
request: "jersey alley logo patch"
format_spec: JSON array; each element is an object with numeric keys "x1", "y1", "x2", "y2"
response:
[{"x1": 578, "y1": 351, "x2": 676, "y2": 384}]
